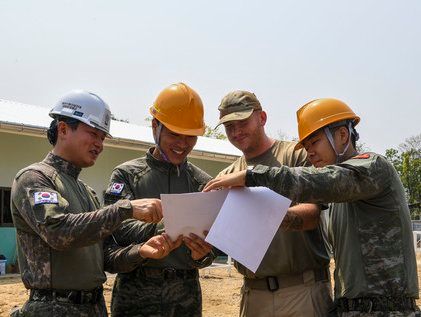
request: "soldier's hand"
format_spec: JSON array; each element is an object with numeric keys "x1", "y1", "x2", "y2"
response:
[
  {"x1": 139, "y1": 233, "x2": 183, "y2": 260},
  {"x1": 183, "y1": 231, "x2": 213, "y2": 260},
  {"x1": 131, "y1": 198, "x2": 163, "y2": 223},
  {"x1": 202, "y1": 170, "x2": 247, "y2": 192}
]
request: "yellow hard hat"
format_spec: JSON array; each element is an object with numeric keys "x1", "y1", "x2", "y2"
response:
[
  {"x1": 295, "y1": 98, "x2": 360, "y2": 149},
  {"x1": 149, "y1": 83, "x2": 205, "y2": 136}
]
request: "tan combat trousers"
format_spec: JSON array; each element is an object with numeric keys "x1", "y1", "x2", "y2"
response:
[{"x1": 239, "y1": 278, "x2": 332, "y2": 317}]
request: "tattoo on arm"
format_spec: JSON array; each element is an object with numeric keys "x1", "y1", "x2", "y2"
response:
[{"x1": 281, "y1": 210, "x2": 304, "y2": 231}]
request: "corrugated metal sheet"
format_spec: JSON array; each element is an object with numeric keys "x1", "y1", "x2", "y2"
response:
[{"x1": 0, "y1": 99, "x2": 242, "y2": 159}]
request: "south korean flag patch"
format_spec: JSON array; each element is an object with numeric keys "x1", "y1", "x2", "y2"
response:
[
  {"x1": 110, "y1": 183, "x2": 125, "y2": 195},
  {"x1": 34, "y1": 192, "x2": 59, "y2": 205}
]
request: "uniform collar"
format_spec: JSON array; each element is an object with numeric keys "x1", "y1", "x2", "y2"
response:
[
  {"x1": 43, "y1": 152, "x2": 82, "y2": 179},
  {"x1": 146, "y1": 147, "x2": 188, "y2": 174},
  {"x1": 245, "y1": 140, "x2": 278, "y2": 166}
]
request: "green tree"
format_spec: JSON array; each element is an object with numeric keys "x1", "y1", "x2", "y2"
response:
[
  {"x1": 204, "y1": 125, "x2": 227, "y2": 140},
  {"x1": 111, "y1": 114, "x2": 129, "y2": 123},
  {"x1": 385, "y1": 133, "x2": 421, "y2": 219},
  {"x1": 356, "y1": 142, "x2": 371, "y2": 153}
]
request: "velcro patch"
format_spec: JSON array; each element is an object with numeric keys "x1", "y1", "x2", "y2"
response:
[
  {"x1": 110, "y1": 183, "x2": 125, "y2": 195},
  {"x1": 34, "y1": 192, "x2": 58, "y2": 205},
  {"x1": 353, "y1": 153, "x2": 370, "y2": 159}
]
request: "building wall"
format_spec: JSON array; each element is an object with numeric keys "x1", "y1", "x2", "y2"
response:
[
  {"x1": 0, "y1": 131, "x2": 232, "y2": 195},
  {"x1": 0, "y1": 131, "x2": 233, "y2": 268}
]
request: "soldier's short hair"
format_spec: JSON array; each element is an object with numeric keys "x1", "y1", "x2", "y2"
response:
[
  {"x1": 47, "y1": 116, "x2": 80, "y2": 145},
  {"x1": 328, "y1": 120, "x2": 359, "y2": 148}
]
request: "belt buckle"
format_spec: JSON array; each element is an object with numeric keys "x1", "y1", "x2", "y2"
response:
[
  {"x1": 67, "y1": 290, "x2": 81, "y2": 304},
  {"x1": 362, "y1": 299, "x2": 373, "y2": 313},
  {"x1": 80, "y1": 290, "x2": 91, "y2": 305},
  {"x1": 265, "y1": 276, "x2": 279, "y2": 292},
  {"x1": 163, "y1": 267, "x2": 177, "y2": 280}
]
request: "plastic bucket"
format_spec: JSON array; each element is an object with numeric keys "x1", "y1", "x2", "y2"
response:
[{"x1": 0, "y1": 259, "x2": 6, "y2": 275}]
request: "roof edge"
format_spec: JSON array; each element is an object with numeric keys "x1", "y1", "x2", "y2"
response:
[{"x1": 0, "y1": 122, "x2": 238, "y2": 163}]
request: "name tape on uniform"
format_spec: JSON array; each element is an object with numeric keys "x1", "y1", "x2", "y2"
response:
[{"x1": 34, "y1": 192, "x2": 59, "y2": 205}]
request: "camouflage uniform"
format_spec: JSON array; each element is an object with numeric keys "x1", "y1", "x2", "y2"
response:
[
  {"x1": 246, "y1": 152, "x2": 420, "y2": 316},
  {"x1": 103, "y1": 148, "x2": 214, "y2": 317},
  {"x1": 220, "y1": 140, "x2": 332, "y2": 317},
  {"x1": 10, "y1": 152, "x2": 133, "y2": 317}
]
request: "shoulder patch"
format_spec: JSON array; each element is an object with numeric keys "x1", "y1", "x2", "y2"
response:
[
  {"x1": 34, "y1": 192, "x2": 58, "y2": 205},
  {"x1": 353, "y1": 153, "x2": 370, "y2": 159},
  {"x1": 110, "y1": 183, "x2": 125, "y2": 195}
]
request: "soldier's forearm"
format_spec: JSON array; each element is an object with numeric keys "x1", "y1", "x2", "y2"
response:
[
  {"x1": 280, "y1": 210, "x2": 304, "y2": 231},
  {"x1": 104, "y1": 242, "x2": 145, "y2": 273},
  {"x1": 39, "y1": 200, "x2": 133, "y2": 251},
  {"x1": 280, "y1": 204, "x2": 320, "y2": 231}
]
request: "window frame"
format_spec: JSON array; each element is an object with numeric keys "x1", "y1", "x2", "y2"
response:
[{"x1": 0, "y1": 187, "x2": 13, "y2": 227}]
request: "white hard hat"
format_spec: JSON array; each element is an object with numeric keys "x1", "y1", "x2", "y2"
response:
[{"x1": 49, "y1": 90, "x2": 112, "y2": 136}]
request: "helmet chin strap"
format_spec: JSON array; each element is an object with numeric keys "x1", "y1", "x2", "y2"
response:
[
  {"x1": 153, "y1": 121, "x2": 171, "y2": 163},
  {"x1": 324, "y1": 121, "x2": 357, "y2": 164}
]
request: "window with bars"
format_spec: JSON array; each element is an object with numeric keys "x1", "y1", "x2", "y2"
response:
[{"x1": 0, "y1": 188, "x2": 12, "y2": 227}]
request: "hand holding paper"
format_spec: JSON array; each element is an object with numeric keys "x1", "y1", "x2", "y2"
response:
[
  {"x1": 202, "y1": 170, "x2": 247, "y2": 192},
  {"x1": 131, "y1": 198, "x2": 163, "y2": 223},
  {"x1": 139, "y1": 233, "x2": 183, "y2": 260},
  {"x1": 161, "y1": 189, "x2": 229, "y2": 240},
  {"x1": 183, "y1": 232, "x2": 213, "y2": 260}
]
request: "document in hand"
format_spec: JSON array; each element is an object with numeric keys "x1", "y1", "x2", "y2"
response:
[
  {"x1": 161, "y1": 189, "x2": 229, "y2": 240},
  {"x1": 206, "y1": 187, "x2": 291, "y2": 273},
  {"x1": 161, "y1": 187, "x2": 291, "y2": 273}
]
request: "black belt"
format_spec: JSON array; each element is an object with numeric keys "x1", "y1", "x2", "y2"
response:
[
  {"x1": 139, "y1": 267, "x2": 198, "y2": 280},
  {"x1": 336, "y1": 296, "x2": 419, "y2": 313},
  {"x1": 29, "y1": 287, "x2": 103, "y2": 305},
  {"x1": 245, "y1": 267, "x2": 330, "y2": 292}
]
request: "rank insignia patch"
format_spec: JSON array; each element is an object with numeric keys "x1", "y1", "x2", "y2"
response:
[
  {"x1": 110, "y1": 183, "x2": 125, "y2": 195},
  {"x1": 353, "y1": 153, "x2": 370, "y2": 159},
  {"x1": 34, "y1": 192, "x2": 58, "y2": 205}
]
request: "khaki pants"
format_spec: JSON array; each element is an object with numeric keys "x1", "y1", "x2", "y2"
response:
[{"x1": 239, "y1": 279, "x2": 332, "y2": 317}]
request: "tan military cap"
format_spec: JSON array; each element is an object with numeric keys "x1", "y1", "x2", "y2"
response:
[{"x1": 217, "y1": 90, "x2": 262, "y2": 127}]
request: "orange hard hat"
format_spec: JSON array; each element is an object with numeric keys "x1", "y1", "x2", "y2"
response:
[
  {"x1": 149, "y1": 83, "x2": 205, "y2": 136},
  {"x1": 295, "y1": 98, "x2": 360, "y2": 149}
]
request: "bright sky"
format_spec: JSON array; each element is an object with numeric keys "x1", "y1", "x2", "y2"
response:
[{"x1": 1, "y1": 1, "x2": 420, "y2": 154}]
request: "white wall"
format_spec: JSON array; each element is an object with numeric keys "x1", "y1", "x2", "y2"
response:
[
  {"x1": 414, "y1": 231, "x2": 421, "y2": 253},
  {"x1": 0, "y1": 132, "x2": 232, "y2": 199}
]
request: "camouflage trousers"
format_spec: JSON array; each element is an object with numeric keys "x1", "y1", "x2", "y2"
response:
[
  {"x1": 327, "y1": 298, "x2": 421, "y2": 317},
  {"x1": 9, "y1": 295, "x2": 107, "y2": 317},
  {"x1": 111, "y1": 271, "x2": 202, "y2": 317},
  {"x1": 330, "y1": 312, "x2": 420, "y2": 317}
]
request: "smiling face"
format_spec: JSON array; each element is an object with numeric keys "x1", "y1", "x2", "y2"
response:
[
  {"x1": 56, "y1": 121, "x2": 105, "y2": 168},
  {"x1": 223, "y1": 110, "x2": 267, "y2": 158},
  {"x1": 152, "y1": 120, "x2": 197, "y2": 165}
]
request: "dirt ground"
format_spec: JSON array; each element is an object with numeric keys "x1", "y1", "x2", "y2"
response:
[
  {"x1": 0, "y1": 268, "x2": 243, "y2": 317},
  {"x1": 1, "y1": 257, "x2": 421, "y2": 317}
]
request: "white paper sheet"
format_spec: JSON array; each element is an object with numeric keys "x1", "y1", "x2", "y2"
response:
[
  {"x1": 205, "y1": 187, "x2": 291, "y2": 273},
  {"x1": 161, "y1": 189, "x2": 229, "y2": 240},
  {"x1": 161, "y1": 187, "x2": 291, "y2": 273}
]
